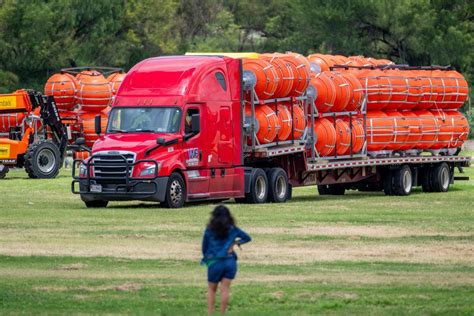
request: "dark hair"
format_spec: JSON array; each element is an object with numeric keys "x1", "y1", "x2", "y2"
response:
[{"x1": 207, "y1": 205, "x2": 235, "y2": 239}]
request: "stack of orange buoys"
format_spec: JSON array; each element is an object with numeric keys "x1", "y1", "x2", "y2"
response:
[
  {"x1": 76, "y1": 70, "x2": 113, "y2": 112},
  {"x1": 243, "y1": 53, "x2": 311, "y2": 145}
]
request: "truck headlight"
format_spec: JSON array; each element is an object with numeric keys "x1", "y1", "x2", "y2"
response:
[
  {"x1": 79, "y1": 163, "x2": 87, "y2": 176},
  {"x1": 140, "y1": 164, "x2": 158, "y2": 177}
]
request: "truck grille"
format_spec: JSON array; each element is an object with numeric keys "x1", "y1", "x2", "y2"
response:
[{"x1": 92, "y1": 153, "x2": 135, "y2": 180}]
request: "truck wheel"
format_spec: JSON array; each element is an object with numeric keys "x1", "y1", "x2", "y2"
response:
[
  {"x1": 244, "y1": 168, "x2": 268, "y2": 203},
  {"x1": 391, "y1": 165, "x2": 413, "y2": 196},
  {"x1": 318, "y1": 184, "x2": 345, "y2": 195},
  {"x1": 430, "y1": 163, "x2": 451, "y2": 193},
  {"x1": 383, "y1": 169, "x2": 393, "y2": 195},
  {"x1": 84, "y1": 200, "x2": 108, "y2": 208},
  {"x1": 0, "y1": 165, "x2": 9, "y2": 179},
  {"x1": 420, "y1": 167, "x2": 433, "y2": 192},
  {"x1": 24, "y1": 140, "x2": 61, "y2": 179},
  {"x1": 267, "y1": 168, "x2": 289, "y2": 203},
  {"x1": 162, "y1": 172, "x2": 186, "y2": 208},
  {"x1": 317, "y1": 185, "x2": 330, "y2": 195}
]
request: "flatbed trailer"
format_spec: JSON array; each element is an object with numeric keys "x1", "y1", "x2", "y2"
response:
[{"x1": 71, "y1": 55, "x2": 471, "y2": 208}]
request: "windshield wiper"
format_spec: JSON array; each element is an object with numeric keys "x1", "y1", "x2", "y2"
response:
[
  {"x1": 133, "y1": 129, "x2": 156, "y2": 133},
  {"x1": 108, "y1": 128, "x2": 129, "y2": 133}
]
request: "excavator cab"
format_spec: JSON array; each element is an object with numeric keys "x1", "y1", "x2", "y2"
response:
[{"x1": 0, "y1": 90, "x2": 67, "y2": 179}]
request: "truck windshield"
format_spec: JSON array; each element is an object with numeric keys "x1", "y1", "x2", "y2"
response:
[{"x1": 107, "y1": 107, "x2": 182, "y2": 133}]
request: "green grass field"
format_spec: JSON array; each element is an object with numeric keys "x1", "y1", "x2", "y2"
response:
[{"x1": 0, "y1": 156, "x2": 473, "y2": 315}]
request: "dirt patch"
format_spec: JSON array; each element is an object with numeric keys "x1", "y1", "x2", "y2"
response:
[
  {"x1": 248, "y1": 225, "x2": 470, "y2": 238},
  {"x1": 34, "y1": 283, "x2": 143, "y2": 293},
  {"x1": 241, "y1": 271, "x2": 474, "y2": 286},
  {"x1": 268, "y1": 291, "x2": 285, "y2": 299},
  {"x1": 57, "y1": 263, "x2": 87, "y2": 271}
]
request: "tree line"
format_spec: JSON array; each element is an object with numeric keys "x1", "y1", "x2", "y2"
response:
[{"x1": 0, "y1": 0, "x2": 472, "y2": 112}]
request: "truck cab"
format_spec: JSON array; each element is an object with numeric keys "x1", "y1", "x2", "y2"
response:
[{"x1": 73, "y1": 56, "x2": 245, "y2": 208}]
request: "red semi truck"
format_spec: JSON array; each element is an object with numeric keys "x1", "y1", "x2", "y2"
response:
[{"x1": 72, "y1": 55, "x2": 471, "y2": 208}]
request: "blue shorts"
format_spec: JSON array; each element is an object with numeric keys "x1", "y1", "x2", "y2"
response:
[{"x1": 207, "y1": 258, "x2": 237, "y2": 283}]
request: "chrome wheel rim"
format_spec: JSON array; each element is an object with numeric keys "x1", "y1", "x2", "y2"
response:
[
  {"x1": 403, "y1": 169, "x2": 412, "y2": 193},
  {"x1": 276, "y1": 176, "x2": 287, "y2": 200},
  {"x1": 255, "y1": 176, "x2": 266, "y2": 201},
  {"x1": 441, "y1": 167, "x2": 449, "y2": 190},
  {"x1": 37, "y1": 149, "x2": 56, "y2": 174},
  {"x1": 170, "y1": 179, "x2": 183, "y2": 205}
]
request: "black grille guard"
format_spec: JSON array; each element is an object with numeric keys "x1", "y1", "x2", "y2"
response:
[{"x1": 71, "y1": 154, "x2": 159, "y2": 195}]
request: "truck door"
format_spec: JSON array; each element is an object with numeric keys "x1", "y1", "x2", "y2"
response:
[{"x1": 182, "y1": 105, "x2": 210, "y2": 197}]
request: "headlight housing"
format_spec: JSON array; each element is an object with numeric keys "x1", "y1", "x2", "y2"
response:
[
  {"x1": 140, "y1": 164, "x2": 158, "y2": 177},
  {"x1": 79, "y1": 162, "x2": 88, "y2": 177}
]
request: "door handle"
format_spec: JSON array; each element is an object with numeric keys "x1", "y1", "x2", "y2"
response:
[{"x1": 199, "y1": 151, "x2": 202, "y2": 161}]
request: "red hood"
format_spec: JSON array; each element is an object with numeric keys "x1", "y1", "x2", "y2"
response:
[{"x1": 92, "y1": 133, "x2": 179, "y2": 159}]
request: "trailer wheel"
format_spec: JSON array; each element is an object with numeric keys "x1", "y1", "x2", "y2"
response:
[
  {"x1": 391, "y1": 165, "x2": 413, "y2": 196},
  {"x1": 318, "y1": 184, "x2": 345, "y2": 195},
  {"x1": 420, "y1": 167, "x2": 433, "y2": 192},
  {"x1": 267, "y1": 168, "x2": 289, "y2": 203},
  {"x1": 162, "y1": 172, "x2": 186, "y2": 208},
  {"x1": 0, "y1": 165, "x2": 9, "y2": 179},
  {"x1": 84, "y1": 200, "x2": 108, "y2": 208},
  {"x1": 24, "y1": 140, "x2": 61, "y2": 179},
  {"x1": 430, "y1": 163, "x2": 451, "y2": 192},
  {"x1": 244, "y1": 168, "x2": 268, "y2": 203},
  {"x1": 317, "y1": 185, "x2": 330, "y2": 195},
  {"x1": 383, "y1": 169, "x2": 393, "y2": 195}
]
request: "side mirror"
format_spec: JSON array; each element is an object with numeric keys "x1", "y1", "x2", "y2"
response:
[
  {"x1": 94, "y1": 115, "x2": 102, "y2": 135},
  {"x1": 156, "y1": 137, "x2": 166, "y2": 145},
  {"x1": 191, "y1": 114, "x2": 200, "y2": 134},
  {"x1": 75, "y1": 137, "x2": 85, "y2": 146}
]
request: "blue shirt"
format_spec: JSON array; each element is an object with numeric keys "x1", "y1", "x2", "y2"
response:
[{"x1": 201, "y1": 226, "x2": 252, "y2": 264}]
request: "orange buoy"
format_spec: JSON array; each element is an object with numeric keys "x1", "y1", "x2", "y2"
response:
[
  {"x1": 307, "y1": 54, "x2": 334, "y2": 73},
  {"x1": 343, "y1": 117, "x2": 365, "y2": 154},
  {"x1": 385, "y1": 111, "x2": 410, "y2": 150},
  {"x1": 73, "y1": 151, "x2": 90, "y2": 161},
  {"x1": 243, "y1": 58, "x2": 278, "y2": 100},
  {"x1": 431, "y1": 110, "x2": 469, "y2": 149},
  {"x1": 107, "y1": 72, "x2": 127, "y2": 96},
  {"x1": 76, "y1": 70, "x2": 113, "y2": 112},
  {"x1": 260, "y1": 54, "x2": 294, "y2": 98},
  {"x1": 313, "y1": 118, "x2": 336, "y2": 156},
  {"x1": 325, "y1": 71, "x2": 351, "y2": 112},
  {"x1": 327, "y1": 117, "x2": 351, "y2": 156},
  {"x1": 399, "y1": 111, "x2": 422, "y2": 150},
  {"x1": 309, "y1": 73, "x2": 336, "y2": 112},
  {"x1": 245, "y1": 104, "x2": 280, "y2": 144},
  {"x1": 281, "y1": 53, "x2": 310, "y2": 96},
  {"x1": 414, "y1": 110, "x2": 439, "y2": 149},
  {"x1": 291, "y1": 103, "x2": 306, "y2": 139},
  {"x1": 348, "y1": 56, "x2": 373, "y2": 67},
  {"x1": 76, "y1": 110, "x2": 108, "y2": 147},
  {"x1": 275, "y1": 103, "x2": 292, "y2": 141},
  {"x1": 340, "y1": 72, "x2": 363, "y2": 111},
  {"x1": 443, "y1": 71, "x2": 469, "y2": 109},
  {"x1": 357, "y1": 69, "x2": 390, "y2": 110},
  {"x1": 44, "y1": 73, "x2": 78, "y2": 111},
  {"x1": 0, "y1": 112, "x2": 26, "y2": 132},
  {"x1": 366, "y1": 111, "x2": 395, "y2": 151}
]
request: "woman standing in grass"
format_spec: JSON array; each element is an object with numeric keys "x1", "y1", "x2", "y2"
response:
[{"x1": 202, "y1": 205, "x2": 252, "y2": 315}]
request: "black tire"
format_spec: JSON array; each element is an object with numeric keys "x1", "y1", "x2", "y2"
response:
[
  {"x1": 319, "y1": 184, "x2": 345, "y2": 195},
  {"x1": 383, "y1": 169, "x2": 393, "y2": 195},
  {"x1": 267, "y1": 168, "x2": 289, "y2": 203},
  {"x1": 244, "y1": 168, "x2": 268, "y2": 203},
  {"x1": 287, "y1": 184, "x2": 293, "y2": 201},
  {"x1": 24, "y1": 140, "x2": 61, "y2": 179},
  {"x1": 430, "y1": 163, "x2": 451, "y2": 193},
  {"x1": 0, "y1": 165, "x2": 9, "y2": 179},
  {"x1": 162, "y1": 172, "x2": 186, "y2": 208},
  {"x1": 317, "y1": 185, "x2": 330, "y2": 195},
  {"x1": 420, "y1": 167, "x2": 433, "y2": 192},
  {"x1": 84, "y1": 200, "x2": 108, "y2": 208},
  {"x1": 391, "y1": 165, "x2": 413, "y2": 196}
]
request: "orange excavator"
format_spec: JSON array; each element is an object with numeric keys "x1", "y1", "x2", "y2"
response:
[{"x1": 0, "y1": 90, "x2": 67, "y2": 179}]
